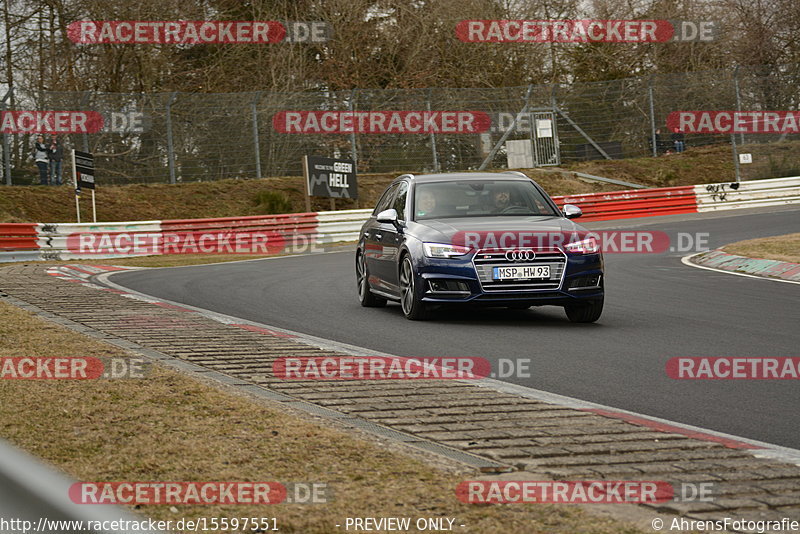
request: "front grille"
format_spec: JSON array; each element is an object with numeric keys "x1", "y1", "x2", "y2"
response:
[{"x1": 472, "y1": 249, "x2": 566, "y2": 292}]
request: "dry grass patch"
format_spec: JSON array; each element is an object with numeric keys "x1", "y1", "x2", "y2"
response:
[{"x1": 722, "y1": 233, "x2": 800, "y2": 263}]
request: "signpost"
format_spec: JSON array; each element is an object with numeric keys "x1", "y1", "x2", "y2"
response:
[
  {"x1": 303, "y1": 155, "x2": 358, "y2": 211},
  {"x1": 72, "y1": 150, "x2": 96, "y2": 222}
]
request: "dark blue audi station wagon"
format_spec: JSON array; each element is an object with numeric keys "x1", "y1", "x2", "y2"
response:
[{"x1": 355, "y1": 172, "x2": 604, "y2": 322}]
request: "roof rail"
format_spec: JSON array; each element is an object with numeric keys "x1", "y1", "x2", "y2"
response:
[{"x1": 503, "y1": 170, "x2": 530, "y2": 178}]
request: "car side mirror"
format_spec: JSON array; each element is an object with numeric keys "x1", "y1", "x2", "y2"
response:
[
  {"x1": 562, "y1": 204, "x2": 582, "y2": 219},
  {"x1": 376, "y1": 208, "x2": 403, "y2": 231}
]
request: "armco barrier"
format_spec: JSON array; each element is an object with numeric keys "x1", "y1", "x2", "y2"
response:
[
  {"x1": 36, "y1": 221, "x2": 163, "y2": 261},
  {"x1": 0, "y1": 438, "x2": 166, "y2": 534},
  {"x1": 1, "y1": 176, "x2": 798, "y2": 262},
  {"x1": 695, "y1": 176, "x2": 800, "y2": 212},
  {"x1": 161, "y1": 212, "x2": 318, "y2": 234},
  {"x1": 0, "y1": 223, "x2": 41, "y2": 250},
  {"x1": 555, "y1": 186, "x2": 698, "y2": 222},
  {"x1": 315, "y1": 209, "x2": 374, "y2": 244}
]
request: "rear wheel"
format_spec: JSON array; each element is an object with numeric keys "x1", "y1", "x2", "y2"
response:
[
  {"x1": 399, "y1": 255, "x2": 429, "y2": 320},
  {"x1": 506, "y1": 304, "x2": 531, "y2": 310},
  {"x1": 564, "y1": 297, "x2": 603, "y2": 323},
  {"x1": 356, "y1": 252, "x2": 386, "y2": 307}
]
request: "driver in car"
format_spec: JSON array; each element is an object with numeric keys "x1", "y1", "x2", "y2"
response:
[{"x1": 491, "y1": 186, "x2": 517, "y2": 212}]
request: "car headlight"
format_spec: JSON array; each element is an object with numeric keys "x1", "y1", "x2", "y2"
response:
[
  {"x1": 423, "y1": 243, "x2": 471, "y2": 258},
  {"x1": 564, "y1": 237, "x2": 600, "y2": 254}
]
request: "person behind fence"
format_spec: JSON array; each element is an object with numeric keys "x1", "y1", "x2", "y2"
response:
[
  {"x1": 672, "y1": 127, "x2": 686, "y2": 153},
  {"x1": 32, "y1": 134, "x2": 49, "y2": 185},
  {"x1": 48, "y1": 135, "x2": 64, "y2": 185},
  {"x1": 650, "y1": 128, "x2": 665, "y2": 155}
]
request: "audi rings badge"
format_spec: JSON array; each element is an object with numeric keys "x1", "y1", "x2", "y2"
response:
[{"x1": 505, "y1": 249, "x2": 536, "y2": 262}]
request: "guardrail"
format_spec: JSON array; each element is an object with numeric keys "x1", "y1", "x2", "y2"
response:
[
  {"x1": 0, "y1": 223, "x2": 40, "y2": 250},
  {"x1": 0, "y1": 438, "x2": 165, "y2": 534},
  {"x1": 556, "y1": 185, "x2": 698, "y2": 222},
  {"x1": 2, "y1": 176, "x2": 798, "y2": 262},
  {"x1": 694, "y1": 176, "x2": 800, "y2": 212}
]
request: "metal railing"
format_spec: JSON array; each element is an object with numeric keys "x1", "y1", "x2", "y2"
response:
[{"x1": 0, "y1": 438, "x2": 166, "y2": 533}]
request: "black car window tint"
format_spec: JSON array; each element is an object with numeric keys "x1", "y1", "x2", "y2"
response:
[
  {"x1": 372, "y1": 183, "x2": 399, "y2": 216},
  {"x1": 414, "y1": 180, "x2": 558, "y2": 219},
  {"x1": 392, "y1": 182, "x2": 409, "y2": 221}
]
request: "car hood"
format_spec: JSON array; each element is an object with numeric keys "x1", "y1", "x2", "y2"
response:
[{"x1": 407, "y1": 216, "x2": 586, "y2": 244}]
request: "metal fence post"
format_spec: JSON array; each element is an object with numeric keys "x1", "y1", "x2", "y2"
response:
[
  {"x1": 733, "y1": 65, "x2": 744, "y2": 145},
  {"x1": 1, "y1": 88, "x2": 13, "y2": 185},
  {"x1": 80, "y1": 91, "x2": 90, "y2": 152},
  {"x1": 731, "y1": 133, "x2": 741, "y2": 182},
  {"x1": 349, "y1": 89, "x2": 358, "y2": 169},
  {"x1": 427, "y1": 88, "x2": 440, "y2": 172},
  {"x1": 165, "y1": 92, "x2": 177, "y2": 184},
  {"x1": 527, "y1": 85, "x2": 538, "y2": 167},
  {"x1": 251, "y1": 91, "x2": 262, "y2": 179},
  {"x1": 648, "y1": 76, "x2": 657, "y2": 157}
]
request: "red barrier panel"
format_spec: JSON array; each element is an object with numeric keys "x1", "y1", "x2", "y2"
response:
[
  {"x1": 0, "y1": 224, "x2": 39, "y2": 250},
  {"x1": 552, "y1": 186, "x2": 698, "y2": 221},
  {"x1": 161, "y1": 213, "x2": 320, "y2": 245}
]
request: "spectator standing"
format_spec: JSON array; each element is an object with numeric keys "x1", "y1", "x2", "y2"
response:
[
  {"x1": 48, "y1": 136, "x2": 64, "y2": 185},
  {"x1": 32, "y1": 135, "x2": 49, "y2": 185},
  {"x1": 672, "y1": 128, "x2": 686, "y2": 153},
  {"x1": 650, "y1": 128, "x2": 664, "y2": 155}
]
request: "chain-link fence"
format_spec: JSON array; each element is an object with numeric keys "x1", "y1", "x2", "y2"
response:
[{"x1": 2, "y1": 64, "x2": 799, "y2": 186}]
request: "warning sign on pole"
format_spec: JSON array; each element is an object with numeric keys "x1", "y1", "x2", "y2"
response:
[
  {"x1": 72, "y1": 149, "x2": 97, "y2": 222},
  {"x1": 73, "y1": 150, "x2": 95, "y2": 190}
]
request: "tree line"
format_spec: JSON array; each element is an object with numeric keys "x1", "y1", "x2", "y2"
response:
[{"x1": 2, "y1": 0, "x2": 799, "y2": 99}]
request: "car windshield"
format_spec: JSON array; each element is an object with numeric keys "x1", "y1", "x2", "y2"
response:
[{"x1": 413, "y1": 180, "x2": 558, "y2": 220}]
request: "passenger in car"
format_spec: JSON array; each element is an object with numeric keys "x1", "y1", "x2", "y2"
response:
[{"x1": 416, "y1": 190, "x2": 438, "y2": 218}]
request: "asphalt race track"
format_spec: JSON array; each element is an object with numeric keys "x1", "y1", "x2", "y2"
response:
[{"x1": 109, "y1": 206, "x2": 800, "y2": 449}]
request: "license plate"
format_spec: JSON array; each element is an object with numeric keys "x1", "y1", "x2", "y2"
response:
[{"x1": 493, "y1": 265, "x2": 550, "y2": 280}]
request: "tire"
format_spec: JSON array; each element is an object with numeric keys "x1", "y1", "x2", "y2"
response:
[
  {"x1": 564, "y1": 297, "x2": 603, "y2": 323},
  {"x1": 356, "y1": 252, "x2": 386, "y2": 307},
  {"x1": 399, "y1": 255, "x2": 429, "y2": 320},
  {"x1": 507, "y1": 304, "x2": 531, "y2": 310}
]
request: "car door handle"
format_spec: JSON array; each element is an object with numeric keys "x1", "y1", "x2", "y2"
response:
[{"x1": 375, "y1": 233, "x2": 383, "y2": 240}]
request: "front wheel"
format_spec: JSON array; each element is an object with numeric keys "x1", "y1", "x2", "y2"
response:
[
  {"x1": 564, "y1": 297, "x2": 603, "y2": 323},
  {"x1": 356, "y1": 252, "x2": 386, "y2": 307},
  {"x1": 399, "y1": 255, "x2": 429, "y2": 320}
]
